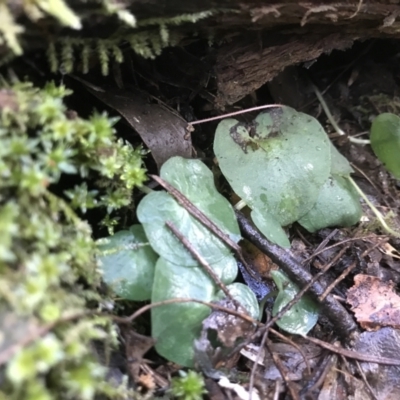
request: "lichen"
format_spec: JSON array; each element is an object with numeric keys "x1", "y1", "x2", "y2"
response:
[{"x1": 0, "y1": 81, "x2": 146, "y2": 399}]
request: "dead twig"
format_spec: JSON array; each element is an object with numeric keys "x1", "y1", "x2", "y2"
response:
[
  {"x1": 319, "y1": 260, "x2": 357, "y2": 301},
  {"x1": 151, "y1": 174, "x2": 257, "y2": 278},
  {"x1": 248, "y1": 321, "x2": 270, "y2": 400},
  {"x1": 319, "y1": 236, "x2": 389, "y2": 300},
  {"x1": 187, "y1": 104, "x2": 283, "y2": 128},
  {"x1": 300, "y1": 354, "x2": 336, "y2": 397},
  {"x1": 356, "y1": 360, "x2": 379, "y2": 400},
  {"x1": 303, "y1": 234, "x2": 381, "y2": 263},
  {"x1": 265, "y1": 338, "x2": 300, "y2": 400},
  {"x1": 235, "y1": 210, "x2": 358, "y2": 339},
  {"x1": 112, "y1": 297, "x2": 259, "y2": 326},
  {"x1": 228, "y1": 254, "x2": 347, "y2": 361},
  {"x1": 165, "y1": 220, "x2": 244, "y2": 312},
  {"x1": 306, "y1": 228, "x2": 339, "y2": 264},
  {"x1": 270, "y1": 328, "x2": 312, "y2": 376},
  {"x1": 301, "y1": 335, "x2": 400, "y2": 366}
]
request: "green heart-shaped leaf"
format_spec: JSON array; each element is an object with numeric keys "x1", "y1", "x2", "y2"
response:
[
  {"x1": 214, "y1": 107, "x2": 331, "y2": 228},
  {"x1": 216, "y1": 282, "x2": 259, "y2": 320}
]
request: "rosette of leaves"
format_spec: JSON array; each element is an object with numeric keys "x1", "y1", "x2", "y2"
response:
[
  {"x1": 0, "y1": 81, "x2": 146, "y2": 399},
  {"x1": 214, "y1": 106, "x2": 361, "y2": 247},
  {"x1": 99, "y1": 157, "x2": 259, "y2": 367}
]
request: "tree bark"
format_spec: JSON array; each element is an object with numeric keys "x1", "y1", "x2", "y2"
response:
[{"x1": 4, "y1": 1, "x2": 400, "y2": 106}]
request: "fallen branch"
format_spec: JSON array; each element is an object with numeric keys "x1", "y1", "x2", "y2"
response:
[{"x1": 235, "y1": 210, "x2": 358, "y2": 340}]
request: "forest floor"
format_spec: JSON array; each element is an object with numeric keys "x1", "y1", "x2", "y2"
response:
[{"x1": 13, "y1": 36, "x2": 400, "y2": 399}]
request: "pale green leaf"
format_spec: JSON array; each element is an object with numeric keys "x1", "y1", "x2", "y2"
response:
[
  {"x1": 214, "y1": 107, "x2": 331, "y2": 227},
  {"x1": 151, "y1": 257, "x2": 214, "y2": 367},
  {"x1": 271, "y1": 270, "x2": 319, "y2": 335},
  {"x1": 250, "y1": 208, "x2": 290, "y2": 248},
  {"x1": 217, "y1": 282, "x2": 259, "y2": 320},
  {"x1": 97, "y1": 225, "x2": 157, "y2": 301},
  {"x1": 161, "y1": 156, "x2": 241, "y2": 243},
  {"x1": 370, "y1": 113, "x2": 400, "y2": 179},
  {"x1": 298, "y1": 175, "x2": 362, "y2": 233},
  {"x1": 330, "y1": 143, "x2": 354, "y2": 176}
]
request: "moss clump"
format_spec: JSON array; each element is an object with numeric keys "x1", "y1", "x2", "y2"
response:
[
  {"x1": 0, "y1": 81, "x2": 146, "y2": 399},
  {"x1": 169, "y1": 371, "x2": 207, "y2": 400}
]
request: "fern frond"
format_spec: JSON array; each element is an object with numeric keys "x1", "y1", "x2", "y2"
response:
[
  {"x1": 47, "y1": 41, "x2": 59, "y2": 73},
  {"x1": 42, "y1": 9, "x2": 217, "y2": 74},
  {"x1": 97, "y1": 40, "x2": 110, "y2": 76},
  {"x1": 81, "y1": 43, "x2": 91, "y2": 74},
  {"x1": 60, "y1": 38, "x2": 75, "y2": 74}
]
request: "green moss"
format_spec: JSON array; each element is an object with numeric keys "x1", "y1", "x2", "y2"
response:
[
  {"x1": 0, "y1": 81, "x2": 146, "y2": 399},
  {"x1": 169, "y1": 370, "x2": 207, "y2": 400}
]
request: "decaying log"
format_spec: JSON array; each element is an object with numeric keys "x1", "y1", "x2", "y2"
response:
[{"x1": 4, "y1": 1, "x2": 400, "y2": 108}]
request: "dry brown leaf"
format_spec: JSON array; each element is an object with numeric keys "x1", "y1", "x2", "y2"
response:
[
  {"x1": 120, "y1": 326, "x2": 155, "y2": 382},
  {"x1": 347, "y1": 274, "x2": 400, "y2": 331},
  {"x1": 86, "y1": 85, "x2": 192, "y2": 169}
]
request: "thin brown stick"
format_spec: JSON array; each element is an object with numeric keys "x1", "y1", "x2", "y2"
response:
[
  {"x1": 248, "y1": 324, "x2": 270, "y2": 400},
  {"x1": 348, "y1": 0, "x2": 363, "y2": 19},
  {"x1": 302, "y1": 235, "x2": 380, "y2": 263},
  {"x1": 351, "y1": 163, "x2": 382, "y2": 198},
  {"x1": 319, "y1": 260, "x2": 357, "y2": 301},
  {"x1": 273, "y1": 380, "x2": 281, "y2": 400},
  {"x1": 188, "y1": 104, "x2": 284, "y2": 127},
  {"x1": 151, "y1": 175, "x2": 240, "y2": 252},
  {"x1": 301, "y1": 335, "x2": 400, "y2": 366},
  {"x1": 309, "y1": 228, "x2": 339, "y2": 262},
  {"x1": 151, "y1": 174, "x2": 257, "y2": 278},
  {"x1": 165, "y1": 220, "x2": 244, "y2": 312},
  {"x1": 228, "y1": 261, "x2": 342, "y2": 360},
  {"x1": 266, "y1": 338, "x2": 300, "y2": 400},
  {"x1": 356, "y1": 361, "x2": 379, "y2": 400},
  {"x1": 319, "y1": 237, "x2": 390, "y2": 301},
  {"x1": 361, "y1": 237, "x2": 390, "y2": 258},
  {"x1": 270, "y1": 327, "x2": 312, "y2": 376},
  {"x1": 301, "y1": 355, "x2": 336, "y2": 397},
  {"x1": 236, "y1": 211, "x2": 358, "y2": 338},
  {"x1": 112, "y1": 297, "x2": 259, "y2": 326}
]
